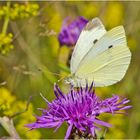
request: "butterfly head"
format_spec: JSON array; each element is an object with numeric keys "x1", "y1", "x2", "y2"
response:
[
  {"x1": 64, "y1": 74, "x2": 76, "y2": 85},
  {"x1": 64, "y1": 74, "x2": 87, "y2": 87}
]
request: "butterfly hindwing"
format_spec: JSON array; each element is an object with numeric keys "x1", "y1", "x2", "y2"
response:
[{"x1": 73, "y1": 26, "x2": 131, "y2": 87}]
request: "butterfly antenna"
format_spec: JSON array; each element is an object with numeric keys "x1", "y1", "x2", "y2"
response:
[
  {"x1": 57, "y1": 73, "x2": 71, "y2": 83},
  {"x1": 57, "y1": 76, "x2": 65, "y2": 83},
  {"x1": 38, "y1": 68, "x2": 66, "y2": 78},
  {"x1": 47, "y1": 71, "x2": 62, "y2": 77}
]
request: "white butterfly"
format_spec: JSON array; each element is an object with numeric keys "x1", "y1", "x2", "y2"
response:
[{"x1": 65, "y1": 17, "x2": 131, "y2": 87}]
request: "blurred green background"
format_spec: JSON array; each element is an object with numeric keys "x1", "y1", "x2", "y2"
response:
[{"x1": 0, "y1": 1, "x2": 140, "y2": 139}]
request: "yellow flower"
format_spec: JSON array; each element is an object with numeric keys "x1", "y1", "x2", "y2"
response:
[
  {"x1": 0, "y1": 87, "x2": 41, "y2": 138},
  {"x1": 0, "y1": 87, "x2": 16, "y2": 112},
  {"x1": 103, "y1": 2, "x2": 124, "y2": 28},
  {"x1": 0, "y1": 33, "x2": 14, "y2": 55}
]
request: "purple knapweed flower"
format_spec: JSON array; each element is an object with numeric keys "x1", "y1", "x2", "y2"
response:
[
  {"x1": 58, "y1": 16, "x2": 88, "y2": 47},
  {"x1": 26, "y1": 83, "x2": 132, "y2": 139}
]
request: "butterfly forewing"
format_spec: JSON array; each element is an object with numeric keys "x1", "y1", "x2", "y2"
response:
[{"x1": 70, "y1": 17, "x2": 107, "y2": 74}]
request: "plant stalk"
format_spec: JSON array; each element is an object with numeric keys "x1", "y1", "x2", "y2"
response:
[{"x1": 2, "y1": 1, "x2": 11, "y2": 34}]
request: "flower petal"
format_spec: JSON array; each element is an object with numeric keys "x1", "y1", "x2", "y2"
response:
[{"x1": 65, "y1": 123, "x2": 73, "y2": 139}]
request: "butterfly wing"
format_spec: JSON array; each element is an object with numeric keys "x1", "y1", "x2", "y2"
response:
[
  {"x1": 70, "y1": 17, "x2": 106, "y2": 74},
  {"x1": 73, "y1": 26, "x2": 131, "y2": 87}
]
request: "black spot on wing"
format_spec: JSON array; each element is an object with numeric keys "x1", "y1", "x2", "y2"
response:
[
  {"x1": 93, "y1": 39, "x2": 98, "y2": 44},
  {"x1": 108, "y1": 45, "x2": 113, "y2": 49}
]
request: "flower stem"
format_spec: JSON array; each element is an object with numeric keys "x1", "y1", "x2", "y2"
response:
[
  {"x1": 2, "y1": 1, "x2": 11, "y2": 34},
  {"x1": 69, "y1": 126, "x2": 97, "y2": 140},
  {"x1": 0, "y1": 117, "x2": 20, "y2": 139}
]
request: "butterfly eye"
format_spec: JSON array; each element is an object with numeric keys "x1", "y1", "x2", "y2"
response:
[
  {"x1": 108, "y1": 45, "x2": 113, "y2": 49},
  {"x1": 93, "y1": 39, "x2": 98, "y2": 44}
]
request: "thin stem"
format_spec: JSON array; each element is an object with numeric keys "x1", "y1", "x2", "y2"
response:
[
  {"x1": 10, "y1": 96, "x2": 32, "y2": 118},
  {"x1": 2, "y1": 1, "x2": 11, "y2": 34},
  {"x1": 0, "y1": 117, "x2": 20, "y2": 139}
]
